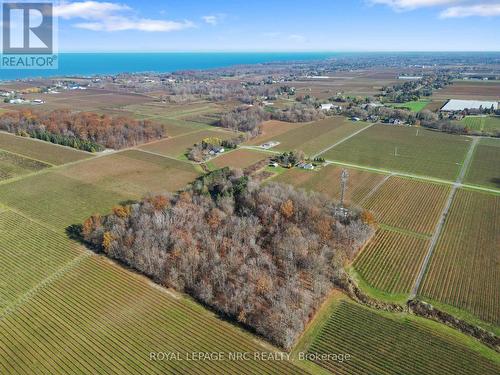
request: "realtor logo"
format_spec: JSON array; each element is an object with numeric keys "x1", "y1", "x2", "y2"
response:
[
  {"x1": 3, "y1": 2, "x2": 53, "y2": 53},
  {"x1": 1, "y1": 1, "x2": 57, "y2": 68}
]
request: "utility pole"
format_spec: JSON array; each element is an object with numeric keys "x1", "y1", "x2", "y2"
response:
[
  {"x1": 340, "y1": 169, "x2": 349, "y2": 208},
  {"x1": 394, "y1": 147, "x2": 399, "y2": 157}
]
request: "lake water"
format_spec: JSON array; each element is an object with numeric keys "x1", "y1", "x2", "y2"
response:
[{"x1": 0, "y1": 52, "x2": 338, "y2": 80}]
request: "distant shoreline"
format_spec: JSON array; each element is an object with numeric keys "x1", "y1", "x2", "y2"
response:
[{"x1": 2, "y1": 51, "x2": 499, "y2": 82}]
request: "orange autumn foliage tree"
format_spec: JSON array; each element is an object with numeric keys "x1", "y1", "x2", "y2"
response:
[
  {"x1": 280, "y1": 199, "x2": 294, "y2": 219},
  {"x1": 82, "y1": 168, "x2": 375, "y2": 349},
  {"x1": 0, "y1": 109, "x2": 164, "y2": 150}
]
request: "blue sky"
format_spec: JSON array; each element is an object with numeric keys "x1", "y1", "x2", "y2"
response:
[{"x1": 54, "y1": 0, "x2": 500, "y2": 52}]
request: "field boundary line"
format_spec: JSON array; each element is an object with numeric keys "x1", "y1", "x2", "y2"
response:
[
  {"x1": 378, "y1": 224, "x2": 432, "y2": 240},
  {"x1": 132, "y1": 148, "x2": 201, "y2": 165},
  {"x1": 0, "y1": 252, "x2": 91, "y2": 320},
  {"x1": 410, "y1": 137, "x2": 479, "y2": 298},
  {"x1": 358, "y1": 173, "x2": 395, "y2": 206},
  {"x1": 2, "y1": 205, "x2": 68, "y2": 236},
  {"x1": 0, "y1": 147, "x2": 55, "y2": 167},
  {"x1": 0, "y1": 147, "x2": 120, "y2": 187},
  {"x1": 313, "y1": 122, "x2": 375, "y2": 159},
  {"x1": 324, "y1": 159, "x2": 500, "y2": 195}
]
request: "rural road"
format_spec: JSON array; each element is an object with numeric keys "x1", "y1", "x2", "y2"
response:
[{"x1": 409, "y1": 137, "x2": 479, "y2": 299}]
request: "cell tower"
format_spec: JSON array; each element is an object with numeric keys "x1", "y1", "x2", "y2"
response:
[{"x1": 340, "y1": 169, "x2": 349, "y2": 208}]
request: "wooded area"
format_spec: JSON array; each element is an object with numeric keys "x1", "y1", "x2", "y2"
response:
[
  {"x1": 82, "y1": 168, "x2": 374, "y2": 348},
  {"x1": 0, "y1": 110, "x2": 164, "y2": 151}
]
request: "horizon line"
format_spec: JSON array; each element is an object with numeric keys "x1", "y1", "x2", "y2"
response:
[{"x1": 55, "y1": 50, "x2": 500, "y2": 53}]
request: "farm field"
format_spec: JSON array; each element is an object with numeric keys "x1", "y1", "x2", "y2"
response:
[
  {"x1": 0, "y1": 210, "x2": 82, "y2": 313},
  {"x1": 0, "y1": 150, "x2": 49, "y2": 181},
  {"x1": 274, "y1": 117, "x2": 369, "y2": 155},
  {"x1": 246, "y1": 120, "x2": 309, "y2": 146},
  {"x1": 460, "y1": 116, "x2": 500, "y2": 133},
  {"x1": 353, "y1": 229, "x2": 429, "y2": 296},
  {"x1": 21, "y1": 89, "x2": 152, "y2": 111},
  {"x1": 431, "y1": 81, "x2": 500, "y2": 101},
  {"x1": 363, "y1": 177, "x2": 450, "y2": 235},
  {"x1": 321, "y1": 125, "x2": 471, "y2": 180},
  {"x1": 147, "y1": 118, "x2": 213, "y2": 137},
  {"x1": 0, "y1": 132, "x2": 92, "y2": 165},
  {"x1": 210, "y1": 149, "x2": 269, "y2": 170},
  {"x1": 0, "y1": 172, "x2": 130, "y2": 233},
  {"x1": 461, "y1": 116, "x2": 484, "y2": 131},
  {"x1": 124, "y1": 101, "x2": 221, "y2": 120},
  {"x1": 465, "y1": 138, "x2": 500, "y2": 188},
  {"x1": 419, "y1": 189, "x2": 500, "y2": 326},
  {"x1": 0, "y1": 255, "x2": 306, "y2": 375},
  {"x1": 484, "y1": 116, "x2": 500, "y2": 132},
  {"x1": 302, "y1": 297, "x2": 500, "y2": 375},
  {"x1": 272, "y1": 165, "x2": 387, "y2": 205},
  {"x1": 59, "y1": 150, "x2": 200, "y2": 197},
  {"x1": 424, "y1": 100, "x2": 447, "y2": 112},
  {"x1": 140, "y1": 129, "x2": 235, "y2": 158},
  {"x1": 249, "y1": 117, "x2": 368, "y2": 156},
  {"x1": 289, "y1": 74, "x2": 400, "y2": 98},
  {"x1": 0, "y1": 151, "x2": 200, "y2": 232},
  {"x1": 389, "y1": 100, "x2": 430, "y2": 112}
]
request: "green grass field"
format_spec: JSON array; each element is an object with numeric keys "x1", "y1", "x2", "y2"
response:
[
  {"x1": 389, "y1": 100, "x2": 430, "y2": 112},
  {"x1": 461, "y1": 116, "x2": 484, "y2": 131},
  {"x1": 0, "y1": 254, "x2": 306, "y2": 374},
  {"x1": 0, "y1": 150, "x2": 49, "y2": 181},
  {"x1": 302, "y1": 298, "x2": 500, "y2": 375},
  {"x1": 484, "y1": 116, "x2": 500, "y2": 132},
  {"x1": 419, "y1": 189, "x2": 500, "y2": 326},
  {"x1": 460, "y1": 116, "x2": 500, "y2": 133},
  {"x1": 465, "y1": 138, "x2": 500, "y2": 188},
  {"x1": 320, "y1": 125, "x2": 471, "y2": 180},
  {"x1": 0, "y1": 132, "x2": 92, "y2": 166}
]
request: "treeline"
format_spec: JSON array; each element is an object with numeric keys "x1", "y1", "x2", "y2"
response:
[
  {"x1": 82, "y1": 168, "x2": 374, "y2": 348},
  {"x1": 382, "y1": 73, "x2": 452, "y2": 103},
  {"x1": 0, "y1": 109, "x2": 164, "y2": 151},
  {"x1": 271, "y1": 103, "x2": 325, "y2": 123},
  {"x1": 219, "y1": 103, "x2": 325, "y2": 137},
  {"x1": 161, "y1": 80, "x2": 280, "y2": 104},
  {"x1": 22, "y1": 128, "x2": 103, "y2": 152},
  {"x1": 417, "y1": 110, "x2": 500, "y2": 137}
]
